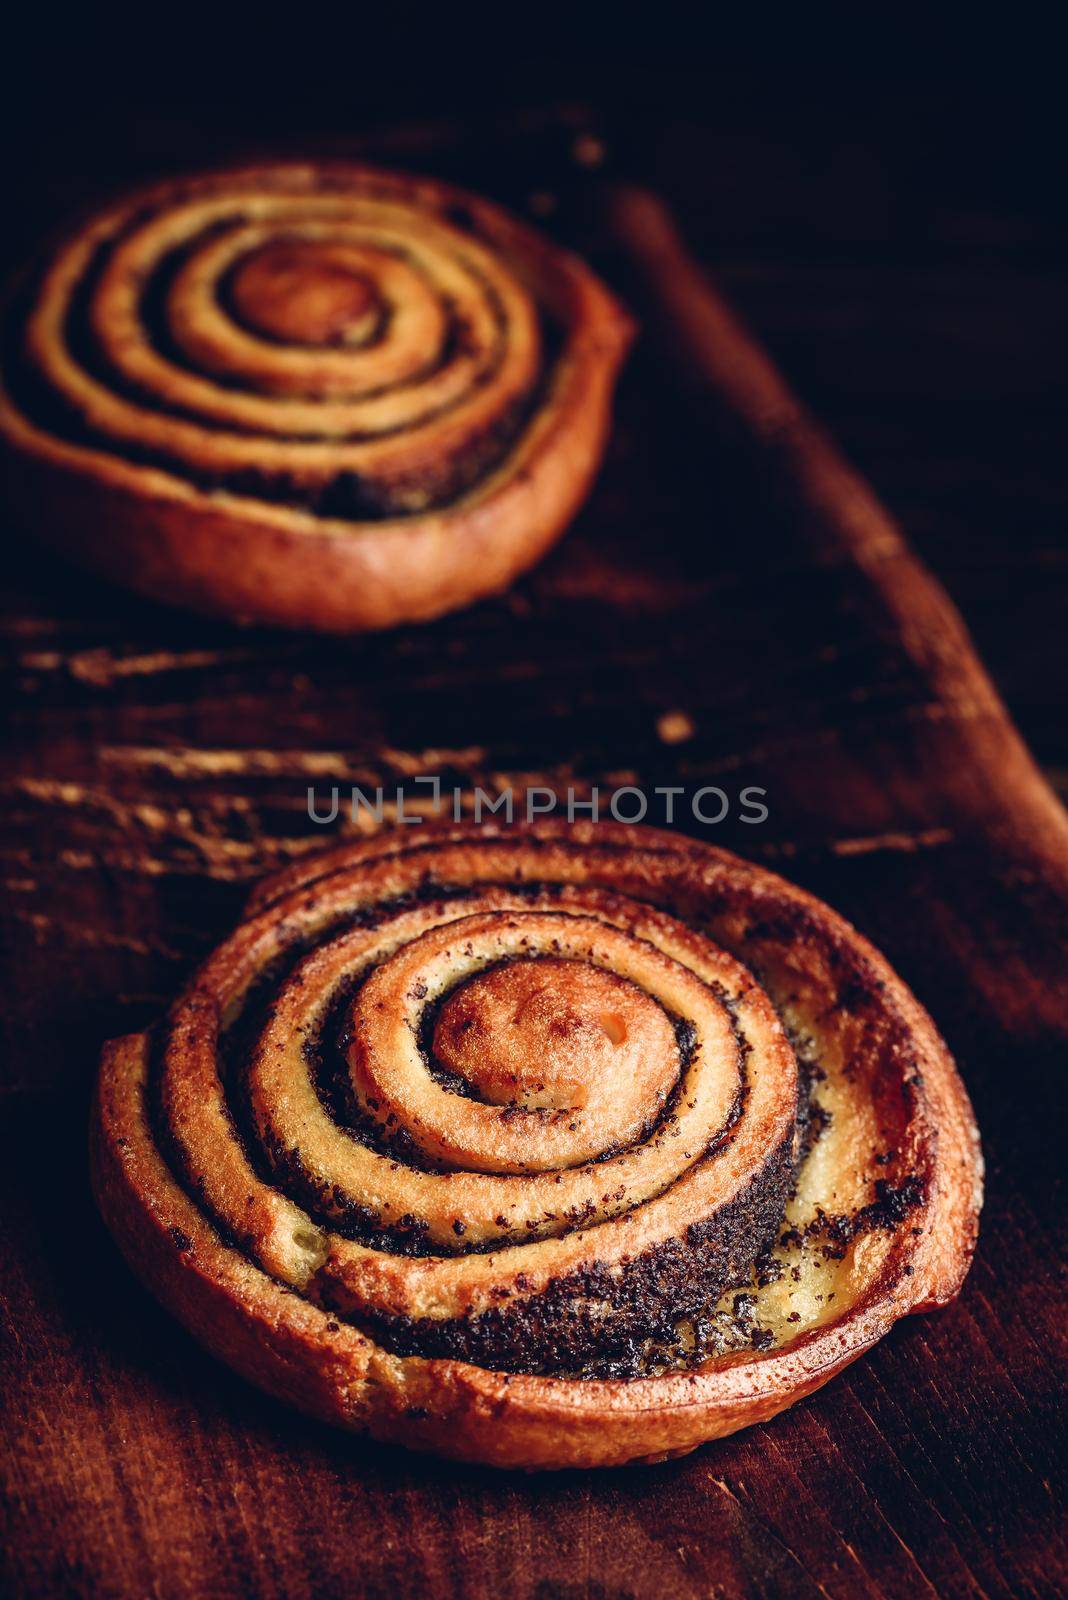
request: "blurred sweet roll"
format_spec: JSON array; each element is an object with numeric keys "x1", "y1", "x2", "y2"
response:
[{"x1": 0, "y1": 165, "x2": 632, "y2": 630}]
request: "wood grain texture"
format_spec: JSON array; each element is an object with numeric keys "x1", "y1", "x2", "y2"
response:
[{"x1": 1, "y1": 110, "x2": 1065, "y2": 1599}]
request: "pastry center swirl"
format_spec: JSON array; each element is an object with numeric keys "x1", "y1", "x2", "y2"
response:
[
  {"x1": 345, "y1": 909, "x2": 737, "y2": 1177},
  {"x1": 228, "y1": 241, "x2": 382, "y2": 347},
  {"x1": 433, "y1": 957, "x2": 679, "y2": 1113}
]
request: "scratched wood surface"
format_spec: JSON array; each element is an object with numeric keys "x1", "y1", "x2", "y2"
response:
[{"x1": 2, "y1": 107, "x2": 1066, "y2": 1600}]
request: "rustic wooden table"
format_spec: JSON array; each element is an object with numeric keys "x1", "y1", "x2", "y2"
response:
[{"x1": 2, "y1": 104, "x2": 1065, "y2": 1599}]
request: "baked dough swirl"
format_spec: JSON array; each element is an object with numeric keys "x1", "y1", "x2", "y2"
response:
[
  {"x1": 91, "y1": 822, "x2": 982, "y2": 1468},
  {"x1": 0, "y1": 165, "x2": 631, "y2": 630}
]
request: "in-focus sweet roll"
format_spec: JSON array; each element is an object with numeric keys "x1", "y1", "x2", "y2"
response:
[
  {"x1": 0, "y1": 165, "x2": 633, "y2": 631},
  {"x1": 91, "y1": 821, "x2": 982, "y2": 1469}
]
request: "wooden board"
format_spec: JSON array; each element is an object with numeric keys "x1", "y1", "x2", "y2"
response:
[{"x1": 2, "y1": 112, "x2": 1065, "y2": 1599}]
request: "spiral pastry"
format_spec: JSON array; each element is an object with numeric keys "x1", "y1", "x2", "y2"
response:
[
  {"x1": 91, "y1": 821, "x2": 981, "y2": 1469},
  {"x1": 0, "y1": 165, "x2": 631, "y2": 630}
]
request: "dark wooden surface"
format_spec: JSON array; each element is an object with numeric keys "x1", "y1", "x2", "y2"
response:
[{"x1": 2, "y1": 103, "x2": 1066, "y2": 1599}]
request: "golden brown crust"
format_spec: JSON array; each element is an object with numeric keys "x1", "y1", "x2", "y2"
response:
[
  {"x1": 90, "y1": 820, "x2": 982, "y2": 1468},
  {"x1": 0, "y1": 164, "x2": 632, "y2": 632}
]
